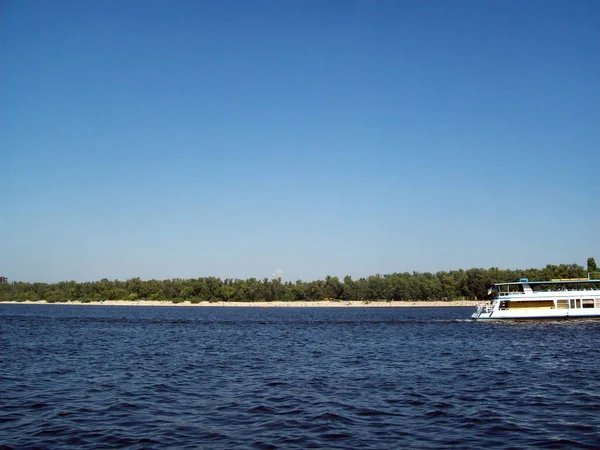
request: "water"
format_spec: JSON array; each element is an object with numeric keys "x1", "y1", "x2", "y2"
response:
[{"x1": 1, "y1": 305, "x2": 599, "y2": 449}]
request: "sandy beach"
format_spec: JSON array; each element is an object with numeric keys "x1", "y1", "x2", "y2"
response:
[{"x1": 2, "y1": 300, "x2": 480, "y2": 307}]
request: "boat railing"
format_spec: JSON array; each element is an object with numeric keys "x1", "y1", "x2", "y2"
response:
[{"x1": 498, "y1": 291, "x2": 525, "y2": 296}]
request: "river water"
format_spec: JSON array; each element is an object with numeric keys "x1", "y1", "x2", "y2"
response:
[{"x1": 1, "y1": 304, "x2": 599, "y2": 449}]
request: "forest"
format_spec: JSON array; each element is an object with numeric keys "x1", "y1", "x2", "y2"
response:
[{"x1": 1, "y1": 259, "x2": 596, "y2": 303}]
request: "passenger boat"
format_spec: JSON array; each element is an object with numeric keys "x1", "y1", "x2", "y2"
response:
[{"x1": 472, "y1": 274, "x2": 600, "y2": 320}]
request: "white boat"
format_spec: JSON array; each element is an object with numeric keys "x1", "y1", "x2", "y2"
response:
[{"x1": 472, "y1": 274, "x2": 600, "y2": 320}]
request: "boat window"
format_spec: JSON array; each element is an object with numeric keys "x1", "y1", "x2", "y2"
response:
[
  {"x1": 508, "y1": 301, "x2": 554, "y2": 309},
  {"x1": 582, "y1": 299, "x2": 594, "y2": 309},
  {"x1": 556, "y1": 300, "x2": 569, "y2": 309},
  {"x1": 570, "y1": 299, "x2": 581, "y2": 309},
  {"x1": 596, "y1": 299, "x2": 600, "y2": 308},
  {"x1": 498, "y1": 284, "x2": 524, "y2": 296}
]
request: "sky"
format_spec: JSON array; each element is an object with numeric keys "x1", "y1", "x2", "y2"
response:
[{"x1": 2, "y1": 0, "x2": 599, "y2": 283}]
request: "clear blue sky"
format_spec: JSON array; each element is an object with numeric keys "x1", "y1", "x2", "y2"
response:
[{"x1": 2, "y1": 0, "x2": 599, "y2": 283}]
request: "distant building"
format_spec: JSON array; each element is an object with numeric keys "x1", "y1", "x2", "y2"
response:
[{"x1": 0, "y1": 277, "x2": 7, "y2": 283}]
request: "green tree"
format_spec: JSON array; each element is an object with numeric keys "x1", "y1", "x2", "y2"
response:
[
  {"x1": 180, "y1": 286, "x2": 194, "y2": 299},
  {"x1": 342, "y1": 275, "x2": 358, "y2": 300},
  {"x1": 323, "y1": 276, "x2": 343, "y2": 299}
]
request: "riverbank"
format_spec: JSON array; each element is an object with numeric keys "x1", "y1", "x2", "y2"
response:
[{"x1": 1, "y1": 300, "x2": 480, "y2": 307}]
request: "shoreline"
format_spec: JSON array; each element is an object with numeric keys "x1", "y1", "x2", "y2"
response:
[{"x1": 1, "y1": 300, "x2": 480, "y2": 308}]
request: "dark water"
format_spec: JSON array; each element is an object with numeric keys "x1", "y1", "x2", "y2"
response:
[{"x1": 1, "y1": 305, "x2": 600, "y2": 449}]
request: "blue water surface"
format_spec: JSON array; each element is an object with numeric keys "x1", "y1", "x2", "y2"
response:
[{"x1": 1, "y1": 304, "x2": 599, "y2": 449}]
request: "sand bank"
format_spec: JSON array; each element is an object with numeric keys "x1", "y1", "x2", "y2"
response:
[{"x1": 2, "y1": 300, "x2": 479, "y2": 307}]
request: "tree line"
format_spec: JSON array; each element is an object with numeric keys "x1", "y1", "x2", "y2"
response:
[{"x1": 1, "y1": 259, "x2": 596, "y2": 303}]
